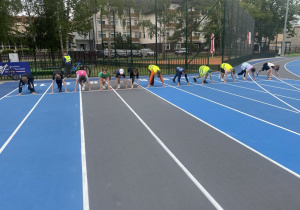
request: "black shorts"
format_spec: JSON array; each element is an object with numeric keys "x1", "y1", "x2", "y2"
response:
[
  {"x1": 116, "y1": 72, "x2": 126, "y2": 78},
  {"x1": 220, "y1": 69, "x2": 225, "y2": 73},
  {"x1": 262, "y1": 63, "x2": 271, "y2": 71}
]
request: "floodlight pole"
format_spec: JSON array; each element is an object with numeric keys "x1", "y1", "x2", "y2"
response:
[
  {"x1": 185, "y1": 0, "x2": 188, "y2": 70},
  {"x1": 281, "y1": 0, "x2": 289, "y2": 56},
  {"x1": 155, "y1": 0, "x2": 158, "y2": 65}
]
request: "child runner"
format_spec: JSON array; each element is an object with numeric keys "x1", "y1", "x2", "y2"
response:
[
  {"x1": 220, "y1": 63, "x2": 236, "y2": 83},
  {"x1": 172, "y1": 67, "x2": 189, "y2": 86},
  {"x1": 98, "y1": 69, "x2": 111, "y2": 90},
  {"x1": 256, "y1": 62, "x2": 279, "y2": 80},
  {"x1": 63, "y1": 51, "x2": 72, "y2": 78},
  {"x1": 51, "y1": 70, "x2": 68, "y2": 93},
  {"x1": 237, "y1": 62, "x2": 256, "y2": 81},
  {"x1": 128, "y1": 67, "x2": 140, "y2": 89},
  {"x1": 18, "y1": 73, "x2": 36, "y2": 95},
  {"x1": 193, "y1": 65, "x2": 213, "y2": 84},
  {"x1": 114, "y1": 68, "x2": 127, "y2": 90},
  {"x1": 147, "y1": 65, "x2": 165, "y2": 88},
  {"x1": 74, "y1": 69, "x2": 91, "y2": 91}
]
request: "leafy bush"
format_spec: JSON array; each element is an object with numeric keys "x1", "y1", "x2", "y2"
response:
[
  {"x1": 1, "y1": 49, "x2": 15, "y2": 54},
  {"x1": 17, "y1": 48, "x2": 33, "y2": 55}
]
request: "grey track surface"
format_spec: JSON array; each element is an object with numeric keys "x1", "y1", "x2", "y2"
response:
[
  {"x1": 250, "y1": 56, "x2": 300, "y2": 80},
  {"x1": 82, "y1": 83, "x2": 300, "y2": 209}
]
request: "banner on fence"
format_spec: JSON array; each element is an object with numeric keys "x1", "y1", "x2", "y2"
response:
[{"x1": 0, "y1": 62, "x2": 31, "y2": 76}]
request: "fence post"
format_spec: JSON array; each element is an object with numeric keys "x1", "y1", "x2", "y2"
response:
[{"x1": 168, "y1": 58, "x2": 170, "y2": 75}]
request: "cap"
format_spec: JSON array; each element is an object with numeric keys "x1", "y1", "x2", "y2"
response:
[{"x1": 119, "y1": 69, "x2": 124, "y2": 74}]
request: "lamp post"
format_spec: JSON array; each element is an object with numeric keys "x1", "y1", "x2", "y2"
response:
[{"x1": 281, "y1": 0, "x2": 290, "y2": 56}]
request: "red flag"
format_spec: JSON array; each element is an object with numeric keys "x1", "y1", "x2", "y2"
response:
[{"x1": 210, "y1": 33, "x2": 215, "y2": 54}]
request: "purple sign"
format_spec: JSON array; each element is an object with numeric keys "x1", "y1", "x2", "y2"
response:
[{"x1": 0, "y1": 62, "x2": 31, "y2": 76}]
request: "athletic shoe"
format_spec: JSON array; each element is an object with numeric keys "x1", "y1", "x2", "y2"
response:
[
  {"x1": 193, "y1": 78, "x2": 197, "y2": 82},
  {"x1": 256, "y1": 72, "x2": 258, "y2": 76},
  {"x1": 221, "y1": 78, "x2": 224, "y2": 82},
  {"x1": 203, "y1": 80, "x2": 208, "y2": 84},
  {"x1": 59, "y1": 88, "x2": 62, "y2": 92},
  {"x1": 236, "y1": 74, "x2": 239, "y2": 78},
  {"x1": 172, "y1": 78, "x2": 175, "y2": 83},
  {"x1": 102, "y1": 85, "x2": 106, "y2": 90},
  {"x1": 118, "y1": 84, "x2": 120, "y2": 88},
  {"x1": 81, "y1": 86, "x2": 84, "y2": 91}
]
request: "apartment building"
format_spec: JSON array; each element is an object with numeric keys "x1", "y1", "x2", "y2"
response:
[{"x1": 91, "y1": 3, "x2": 206, "y2": 52}]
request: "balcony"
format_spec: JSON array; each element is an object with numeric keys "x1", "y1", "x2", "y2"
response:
[{"x1": 126, "y1": 25, "x2": 139, "y2": 30}]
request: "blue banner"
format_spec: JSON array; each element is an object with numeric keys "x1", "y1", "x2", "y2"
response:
[{"x1": 0, "y1": 62, "x2": 31, "y2": 76}]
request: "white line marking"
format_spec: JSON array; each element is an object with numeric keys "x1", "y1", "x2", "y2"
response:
[
  {"x1": 284, "y1": 60, "x2": 300, "y2": 79},
  {"x1": 155, "y1": 80, "x2": 300, "y2": 135},
  {"x1": 191, "y1": 83, "x2": 297, "y2": 113},
  {"x1": 272, "y1": 75, "x2": 300, "y2": 91},
  {"x1": 0, "y1": 88, "x2": 18, "y2": 101},
  {"x1": 247, "y1": 75, "x2": 300, "y2": 113},
  {"x1": 79, "y1": 88, "x2": 90, "y2": 210},
  {"x1": 0, "y1": 84, "x2": 52, "y2": 154},
  {"x1": 259, "y1": 83, "x2": 300, "y2": 93},
  {"x1": 111, "y1": 88, "x2": 224, "y2": 210},
  {"x1": 142, "y1": 84, "x2": 300, "y2": 179},
  {"x1": 226, "y1": 83, "x2": 300, "y2": 101}
]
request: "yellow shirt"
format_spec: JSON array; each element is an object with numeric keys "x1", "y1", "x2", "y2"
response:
[
  {"x1": 220, "y1": 63, "x2": 233, "y2": 72},
  {"x1": 199, "y1": 66, "x2": 210, "y2": 77},
  {"x1": 148, "y1": 65, "x2": 160, "y2": 73}
]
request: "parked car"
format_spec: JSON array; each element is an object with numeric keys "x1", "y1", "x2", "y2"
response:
[
  {"x1": 115, "y1": 49, "x2": 128, "y2": 58},
  {"x1": 131, "y1": 50, "x2": 143, "y2": 58},
  {"x1": 175, "y1": 48, "x2": 189, "y2": 55},
  {"x1": 103, "y1": 49, "x2": 115, "y2": 59},
  {"x1": 140, "y1": 48, "x2": 155, "y2": 57}
]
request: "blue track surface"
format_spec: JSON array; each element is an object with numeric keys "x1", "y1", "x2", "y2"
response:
[
  {"x1": 0, "y1": 58, "x2": 299, "y2": 208},
  {"x1": 0, "y1": 81, "x2": 83, "y2": 210}
]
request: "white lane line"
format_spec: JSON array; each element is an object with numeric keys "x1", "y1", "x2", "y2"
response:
[
  {"x1": 143, "y1": 84, "x2": 300, "y2": 179},
  {"x1": 284, "y1": 60, "x2": 300, "y2": 79},
  {"x1": 191, "y1": 83, "x2": 297, "y2": 113},
  {"x1": 247, "y1": 75, "x2": 300, "y2": 113},
  {"x1": 155, "y1": 80, "x2": 300, "y2": 136},
  {"x1": 0, "y1": 84, "x2": 52, "y2": 154},
  {"x1": 0, "y1": 88, "x2": 18, "y2": 101},
  {"x1": 112, "y1": 88, "x2": 224, "y2": 210},
  {"x1": 272, "y1": 75, "x2": 300, "y2": 91},
  {"x1": 79, "y1": 88, "x2": 90, "y2": 210},
  {"x1": 226, "y1": 83, "x2": 300, "y2": 101},
  {"x1": 259, "y1": 83, "x2": 300, "y2": 93}
]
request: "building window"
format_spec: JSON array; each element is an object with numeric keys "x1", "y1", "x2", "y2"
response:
[
  {"x1": 163, "y1": 43, "x2": 170, "y2": 50},
  {"x1": 110, "y1": 33, "x2": 115, "y2": 37},
  {"x1": 126, "y1": 20, "x2": 130, "y2": 26},
  {"x1": 166, "y1": 31, "x2": 170, "y2": 37},
  {"x1": 98, "y1": 32, "x2": 106, "y2": 38},
  {"x1": 123, "y1": 32, "x2": 130, "y2": 37},
  {"x1": 194, "y1": 32, "x2": 200, "y2": 36},
  {"x1": 109, "y1": 20, "x2": 118, "y2": 25},
  {"x1": 174, "y1": 43, "x2": 181, "y2": 50},
  {"x1": 143, "y1": 32, "x2": 145, "y2": 39},
  {"x1": 194, "y1": 44, "x2": 199, "y2": 49},
  {"x1": 97, "y1": 19, "x2": 105, "y2": 25},
  {"x1": 134, "y1": 20, "x2": 138, "y2": 26},
  {"x1": 134, "y1": 32, "x2": 141, "y2": 38}
]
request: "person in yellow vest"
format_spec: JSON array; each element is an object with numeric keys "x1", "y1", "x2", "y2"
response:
[
  {"x1": 219, "y1": 63, "x2": 236, "y2": 83},
  {"x1": 63, "y1": 51, "x2": 72, "y2": 78},
  {"x1": 147, "y1": 65, "x2": 165, "y2": 88},
  {"x1": 193, "y1": 65, "x2": 213, "y2": 84}
]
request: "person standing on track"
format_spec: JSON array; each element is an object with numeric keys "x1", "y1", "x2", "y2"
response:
[
  {"x1": 74, "y1": 69, "x2": 91, "y2": 92},
  {"x1": 63, "y1": 51, "x2": 72, "y2": 78},
  {"x1": 128, "y1": 67, "x2": 140, "y2": 89},
  {"x1": 114, "y1": 68, "x2": 127, "y2": 90},
  {"x1": 219, "y1": 63, "x2": 236, "y2": 83},
  {"x1": 18, "y1": 73, "x2": 36, "y2": 95},
  {"x1": 147, "y1": 65, "x2": 165, "y2": 88},
  {"x1": 237, "y1": 62, "x2": 256, "y2": 81},
  {"x1": 193, "y1": 65, "x2": 213, "y2": 85},
  {"x1": 51, "y1": 70, "x2": 68, "y2": 93},
  {"x1": 98, "y1": 69, "x2": 111, "y2": 90},
  {"x1": 172, "y1": 67, "x2": 190, "y2": 86}
]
